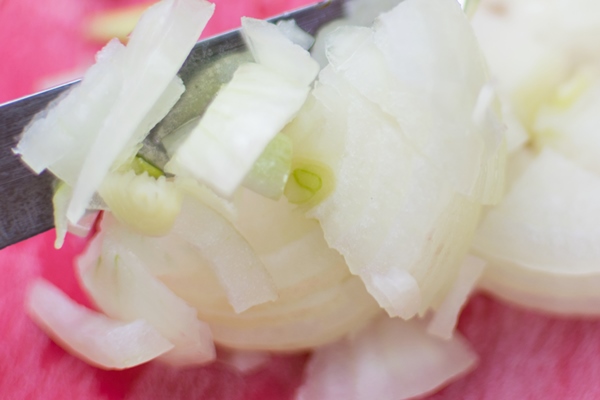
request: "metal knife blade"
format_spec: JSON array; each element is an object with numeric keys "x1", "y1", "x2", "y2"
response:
[{"x1": 0, "y1": 0, "x2": 346, "y2": 249}]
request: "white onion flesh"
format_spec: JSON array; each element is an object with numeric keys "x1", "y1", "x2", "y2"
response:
[
  {"x1": 471, "y1": 0, "x2": 571, "y2": 126},
  {"x1": 173, "y1": 189, "x2": 278, "y2": 313},
  {"x1": 97, "y1": 187, "x2": 380, "y2": 351},
  {"x1": 534, "y1": 68, "x2": 600, "y2": 175},
  {"x1": 15, "y1": 38, "x2": 126, "y2": 176},
  {"x1": 165, "y1": 17, "x2": 318, "y2": 198},
  {"x1": 474, "y1": 149, "x2": 600, "y2": 315},
  {"x1": 427, "y1": 256, "x2": 486, "y2": 339},
  {"x1": 76, "y1": 220, "x2": 216, "y2": 366},
  {"x1": 275, "y1": 19, "x2": 315, "y2": 51},
  {"x1": 216, "y1": 348, "x2": 271, "y2": 374},
  {"x1": 285, "y1": 0, "x2": 502, "y2": 319},
  {"x1": 65, "y1": 0, "x2": 214, "y2": 224},
  {"x1": 99, "y1": 171, "x2": 183, "y2": 237},
  {"x1": 52, "y1": 182, "x2": 72, "y2": 249},
  {"x1": 165, "y1": 62, "x2": 309, "y2": 197},
  {"x1": 295, "y1": 317, "x2": 477, "y2": 400},
  {"x1": 18, "y1": 0, "x2": 530, "y2": 393},
  {"x1": 27, "y1": 279, "x2": 173, "y2": 370}
]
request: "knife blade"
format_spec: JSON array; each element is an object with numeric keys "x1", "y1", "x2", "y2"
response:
[{"x1": 0, "y1": 0, "x2": 346, "y2": 249}]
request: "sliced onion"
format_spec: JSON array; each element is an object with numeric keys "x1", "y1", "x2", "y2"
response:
[
  {"x1": 16, "y1": 38, "x2": 126, "y2": 177},
  {"x1": 534, "y1": 67, "x2": 600, "y2": 175},
  {"x1": 242, "y1": 17, "x2": 319, "y2": 86},
  {"x1": 165, "y1": 63, "x2": 309, "y2": 197},
  {"x1": 295, "y1": 316, "x2": 477, "y2": 400},
  {"x1": 165, "y1": 17, "x2": 318, "y2": 198},
  {"x1": 366, "y1": 0, "x2": 504, "y2": 201},
  {"x1": 471, "y1": 0, "x2": 571, "y2": 127},
  {"x1": 275, "y1": 19, "x2": 315, "y2": 51},
  {"x1": 99, "y1": 171, "x2": 182, "y2": 237},
  {"x1": 286, "y1": 63, "x2": 483, "y2": 318},
  {"x1": 161, "y1": 190, "x2": 381, "y2": 350},
  {"x1": 76, "y1": 221, "x2": 216, "y2": 366},
  {"x1": 26, "y1": 279, "x2": 173, "y2": 370},
  {"x1": 52, "y1": 182, "x2": 72, "y2": 249},
  {"x1": 427, "y1": 256, "x2": 486, "y2": 339},
  {"x1": 240, "y1": 133, "x2": 293, "y2": 201},
  {"x1": 99, "y1": 187, "x2": 380, "y2": 351},
  {"x1": 66, "y1": 0, "x2": 214, "y2": 223},
  {"x1": 173, "y1": 189, "x2": 278, "y2": 313},
  {"x1": 474, "y1": 149, "x2": 600, "y2": 315}
]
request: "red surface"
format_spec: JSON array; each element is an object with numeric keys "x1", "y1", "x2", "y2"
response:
[{"x1": 2, "y1": 0, "x2": 600, "y2": 399}]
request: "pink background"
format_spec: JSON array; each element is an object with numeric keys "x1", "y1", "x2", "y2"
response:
[{"x1": 2, "y1": 0, "x2": 600, "y2": 399}]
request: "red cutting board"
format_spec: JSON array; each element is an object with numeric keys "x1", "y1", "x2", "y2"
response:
[{"x1": 1, "y1": 1, "x2": 600, "y2": 399}]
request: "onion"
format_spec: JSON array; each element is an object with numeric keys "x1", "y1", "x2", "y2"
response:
[
  {"x1": 275, "y1": 19, "x2": 315, "y2": 51},
  {"x1": 285, "y1": 0, "x2": 504, "y2": 319},
  {"x1": 99, "y1": 171, "x2": 182, "y2": 237},
  {"x1": 16, "y1": 0, "x2": 214, "y2": 226},
  {"x1": 165, "y1": 62, "x2": 309, "y2": 197},
  {"x1": 166, "y1": 17, "x2": 319, "y2": 197},
  {"x1": 76, "y1": 220, "x2": 216, "y2": 366},
  {"x1": 474, "y1": 149, "x2": 600, "y2": 315},
  {"x1": 21, "y1": 0, "x2": 519, "y2": 392},
  {"x1": 242, "y1": 17, "x2": 319, "y2": 87},
  {"x1": 534, "y1": 67, "x2": 600, "y2": 175},
  {"x1": 67, "y1": 0, "x2": 213, "y2": 223},
  {"x1": 295, "y1": 316, "x2": 477, "y2": 400},
  {"x1": 16, "y1": 38, "x2": 126, "y2": 179},
  {"x1": 26, "y1": 279, "x2": 173, "y2": 370},
  {"x1": 471, "y1": 0, "x2": 571, "y2": 127},
  {"x1": 427, "y1": 256, "x2": 486, "y2": 339},
  {"x1": 97, "y1": 187, "x2": 380, "y2": 351}
]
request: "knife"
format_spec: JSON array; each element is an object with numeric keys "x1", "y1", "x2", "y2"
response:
[{"x1": 0, "y1": 0, "x2": 346, "y2": 249}]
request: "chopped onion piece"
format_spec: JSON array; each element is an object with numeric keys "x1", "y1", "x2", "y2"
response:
[
  {"x1": 474, "y1": 149, "x2": 600, "y2": 315},
  {"x1": 86, "y1": 3, "x2": 152, "y2": 42},
  {"x1": 67, "y1": 0, "x2": 214, "y2": 224},
  {"x1": 287, "y1": 64, "x2": 483, "y2": 318},
  {"x1": 166, "y1": 17, "x2": 319, "y2": 197},
  {"x1": 427, "y1": 256, "x2": 486, "y2": 339},
  {"x1": 276, "y1": 19, "x2": 315, "y2": 51},
  {"x1": 99, "y1": 171, "x2": 182, "y2": 237},
  {"x1": 241, "y1": 133, "x2": 293, "y2": 200},
  {"x1": 27, "y1": 279, "x2": 173, "y2": 370},
  {"x1": 365, "y1": 0, "x2": 503, "y2": 201},
  {"x1": 165, "y1": 63, "x2": 309, "y2": 197},
  {"x1": 77, "y1": 222, "x2": 216, "y2": 367},
  {"x1": 534, "y1": 68, "x2": 600, "y2": 175},
  {"x1": 242, "y1": 17, "x2": 319, "y2": 86},
  {"x1": 295, "y1": 317, "x2": 477, "y2": 400},
  {"x1": 130, "y1": 189, "x2": 380, "y2": 350},
  {"x1": 16, "y1": 38, "x2": 126, "y2": 176},
  {"x1": 173, "y1": 191, "x2": 278, "y2": 313},
  {"x1": 52, "y1": 182, "x2": 72, "y2": 249}
]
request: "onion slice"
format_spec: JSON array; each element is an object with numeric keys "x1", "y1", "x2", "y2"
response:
[
  {"x1": 66, "y1": 0, "x2": 214, "y2": 223},
  {"x1": 474, "y1": 149, "x2": 600, "y2": 315},
  {"x1": 77, "y1": 221, "x2": 216, "y2": 367},
  {"x1": 26, "y1": 279, "x2": 173, "y2": 370},
  {"x1": 295, "y1": 316, "x2": 477, "y2": 400},
  {"x1": 427, "y1": 256, "x2": 486, "y2": 339}
]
